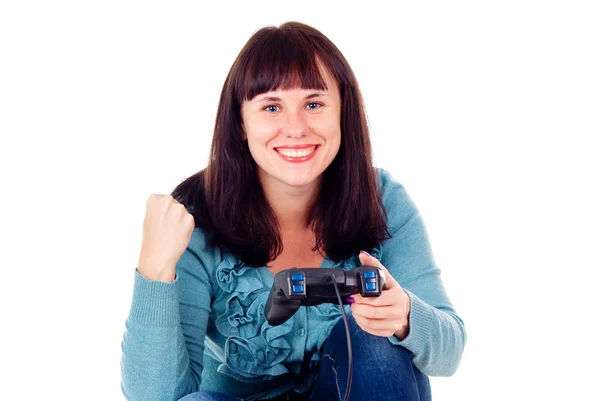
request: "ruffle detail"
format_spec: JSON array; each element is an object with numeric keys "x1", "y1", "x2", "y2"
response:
[
  {"x1": 212, "y1": 245, "x2": 383, "y2": 382},
  {"x1": 214, "y1": 253, "x2": 294, "y2": 382},
  {"x1": 215, "y1": 254, "x2": 264, "y2": 294}
]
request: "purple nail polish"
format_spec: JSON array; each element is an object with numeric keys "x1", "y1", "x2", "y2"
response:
[
  {"x1": 346, "y1": 297, "x2": 355, "y2": 304},
  {"x1": 360, "y1": 250, "x2": 371, "y2": 257}
]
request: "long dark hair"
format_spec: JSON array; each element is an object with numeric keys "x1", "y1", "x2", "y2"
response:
[{"x1": 172, "y1": 21, "x2": 390, "y2": 267}]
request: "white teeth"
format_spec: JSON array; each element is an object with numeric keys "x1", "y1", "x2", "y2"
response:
[{"x1": 276, "y1": 146, "x2": 317, "y2": 158}]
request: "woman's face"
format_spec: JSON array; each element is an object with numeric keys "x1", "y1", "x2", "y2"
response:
[{"x1": 240, "y1": 67, "x2": 342, "y2": 191}]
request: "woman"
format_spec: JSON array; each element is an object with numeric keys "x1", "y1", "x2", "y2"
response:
[{"x1": 120, "y1": 21, "x2": 466, "y2": 401}]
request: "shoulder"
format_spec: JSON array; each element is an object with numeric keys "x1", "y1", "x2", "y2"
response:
[
  {"x1": 377, "y1": 167, "x2": 406, "y2": 198},
  {"x1": 376, "y1": 167, "x2": 411, "y2": 207},
  {"x1": 376, "y1": 167, "x2": 420, "y2": 232}
]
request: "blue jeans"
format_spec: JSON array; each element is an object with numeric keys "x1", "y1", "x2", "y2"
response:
[{"x1": 179, "y1": 314, "x2": 431, "y2": 401}]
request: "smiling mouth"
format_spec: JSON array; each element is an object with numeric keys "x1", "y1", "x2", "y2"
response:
[{"x1": 275, "y1": 146, "x2": 318, "y2": 158}]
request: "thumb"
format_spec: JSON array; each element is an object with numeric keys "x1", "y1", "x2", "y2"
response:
[
  {"x1": 359, "y1": 250, "x2": 398, "y2": 289},
  {"x1": 358, "y1": 250, "x2": 382, "y2": 268}
]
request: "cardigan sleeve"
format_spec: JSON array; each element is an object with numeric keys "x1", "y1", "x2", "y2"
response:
[
  {"x1": 378, "y1": 169, "x2": 467, "y2": 377},
  {"x1": 120, "y1": 229, "x2": 214, "y2": 401}
]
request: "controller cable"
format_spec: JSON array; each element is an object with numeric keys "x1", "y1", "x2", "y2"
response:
[{"x1": 326, "y1": 273, "x2": 352, "y2": 401}]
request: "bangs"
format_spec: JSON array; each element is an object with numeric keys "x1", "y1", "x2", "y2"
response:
[{"x1": 235, "y1": 31, "x2": 333, "y2": 102}]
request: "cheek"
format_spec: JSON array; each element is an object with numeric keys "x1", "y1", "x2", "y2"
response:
[
  {"x1": 247, "y1": 119, "x2": 280, "y2": 142},
  {"x1": 324, "y1": 123, "x2": 342, "y2": 149},
  {"x1": 312, "y1": 117, "x2": 341, "y2": 139}
]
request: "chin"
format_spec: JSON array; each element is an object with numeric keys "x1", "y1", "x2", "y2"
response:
[
  {"x1": 257, "y1": 163, "x2": 325, "y2": 190},
  {"x1": 279, "y1": 173, "x2": 319, "y2": 188},
  {"x1": 274, "y1": 165, "x2": 325, "y2": 187}
]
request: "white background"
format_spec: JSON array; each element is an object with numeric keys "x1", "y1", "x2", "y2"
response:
[{"x1": 1, "y1": 1, "x2": 599, "y2": 400}]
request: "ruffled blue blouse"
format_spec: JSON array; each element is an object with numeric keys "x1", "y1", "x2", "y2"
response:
[
  {"x1": 204, "y1": 239, "x2": 381, "y2": 391},
  {"x1": 120, "y1": 168, "x2": 466, "y2": 401}
]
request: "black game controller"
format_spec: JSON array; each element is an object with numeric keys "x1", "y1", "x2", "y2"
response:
[{"x1": 264, "y1": 266, "x2": 387, "y2": 326}]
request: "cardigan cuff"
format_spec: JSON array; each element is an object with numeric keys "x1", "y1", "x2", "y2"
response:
[
  {"x1": 387, "y1": 289, "x2": 432, "y2": 354},
  {"x1": 127, "y1": 268, "x2": 180, "y2": 325}
]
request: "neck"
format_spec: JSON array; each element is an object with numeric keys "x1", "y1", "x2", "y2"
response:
[{"x1": 259, "y1": 171, "x2": 323, "y2": 232}]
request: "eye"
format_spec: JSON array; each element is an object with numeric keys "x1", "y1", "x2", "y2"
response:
[
  {"x1": 263, "y1": 104, "x2": 279, "y2": 113},
  {"x1": 307, "y1": 102, "x2": 323, "y2": 110}
]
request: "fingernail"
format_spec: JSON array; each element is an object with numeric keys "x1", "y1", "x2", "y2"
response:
[
  {"x1": 345, "y1": 297, "x2": 355, "y2": 304},
  {"x1": 360, "y1": 250, "x2": 371, "y2": 257}
]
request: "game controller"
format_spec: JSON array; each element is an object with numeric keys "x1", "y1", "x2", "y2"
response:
[{"x1": 264, "y1": 266, "x2": 387, "y2": 326}]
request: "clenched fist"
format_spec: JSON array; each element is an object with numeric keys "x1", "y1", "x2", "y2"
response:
[{"x1": 137, "y1": 194, "x2": 195, "y2": 282}]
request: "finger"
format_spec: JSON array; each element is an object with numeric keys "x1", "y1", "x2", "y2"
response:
[
  {"x1": 352, "y1": 286, "x2": 402, "y2": 307},
  {"x1": 352, "y1": 313, "x2": 400, "y2": 337},
  {"x1": 358, "y1": 251, "x2": 383, "y2": 269},
  {"x1": 351, "y1": 302, "x2": 404, "y2": 320},
  {"x1": 353, "y1": 311, "x2": 405, "y2": 332},
  {"x1": 375, "y1": 263, "x2": 399, "y2": 290},
  {"x1": 358, "y1": 252, "x2": 399, "y2": 290}
]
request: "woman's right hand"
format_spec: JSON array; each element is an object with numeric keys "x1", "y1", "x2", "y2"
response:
[{"x1": 137, "y1": 194, "x2": 195, "y2": 282}]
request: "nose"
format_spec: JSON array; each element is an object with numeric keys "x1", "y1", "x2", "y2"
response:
[{"x1": 282, "y1": 110, "x2": 308, "y2": 138}]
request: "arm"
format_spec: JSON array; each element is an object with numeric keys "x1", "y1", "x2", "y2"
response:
[
  {"x1": 379, "y1": 170, "x2": 466, "y2": 377},
  {"x1": 120, "y1": 244, "x2": 212, "y2": 401}
]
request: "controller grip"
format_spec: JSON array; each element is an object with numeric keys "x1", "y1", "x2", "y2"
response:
[{"x1": 264, "y1": 288, "x2": 301, "y2": 326}]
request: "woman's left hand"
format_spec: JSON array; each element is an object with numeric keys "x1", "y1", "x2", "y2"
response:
[{"x1": 349, "y1": 251, "x2": 411, "y2": 340}]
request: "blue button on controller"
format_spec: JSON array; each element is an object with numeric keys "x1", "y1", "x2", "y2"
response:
[
  {"x1": 365, "y1": 282, "x2": 376, "y2": 291},
  {"x1": 292, "y1": 284, "x2": 304, "y2": 293},
  {"x1": 291, "y1": 273, "x2": 304, "y2": 281},
  {"x1": 363, "y1": 271, "x2": 376, "y2": 279}
]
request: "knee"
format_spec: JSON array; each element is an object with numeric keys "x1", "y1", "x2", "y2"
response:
[
  {"x1": 319, "y1": 315, "x2": 431, "y2": 400},
  {"x1": 326, "y1": 314, "x2": 413, "y2": 367}
]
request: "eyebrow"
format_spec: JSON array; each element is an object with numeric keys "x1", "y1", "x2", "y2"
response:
[{"x1": 255, "y1": 92, "x2": 327, "y2": 102}]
